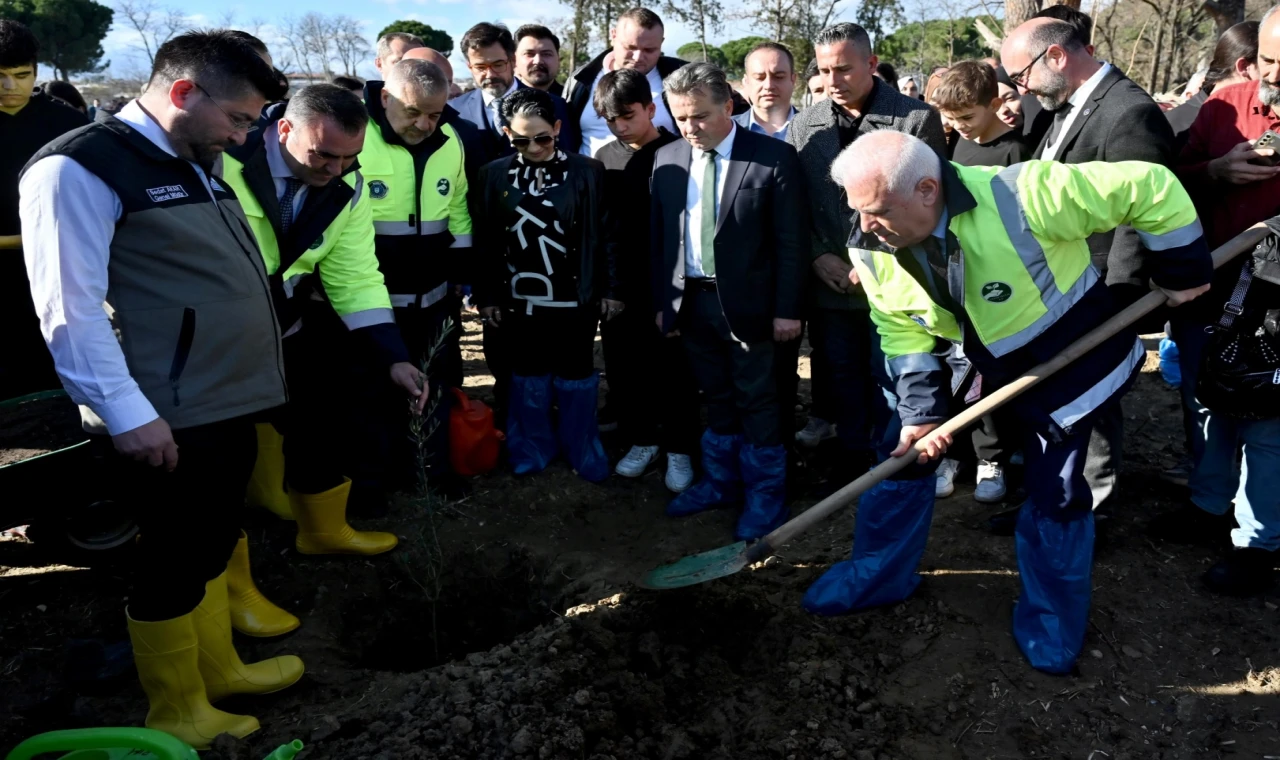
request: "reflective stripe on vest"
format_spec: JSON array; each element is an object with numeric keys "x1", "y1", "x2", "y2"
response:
[
  {"x1": 1050, "y1": 337, "x2": 1144, "y2": 430},
  {"x1": 987, "y1": 164, "x2": 1100, "y2": 359},
  {"x1": 389, "y1": 282, "x2": 450, "y2": 309},
  {"x1": 373, "y1": 219, "x2": 450, "y2": 236}
]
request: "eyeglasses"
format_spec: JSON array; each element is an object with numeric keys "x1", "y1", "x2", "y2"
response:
[
  {"x1": 192, "y1": 82, "x2": 259, "y2": 133},
  {"x1": 471, "y1": 59, "x2": 510, "y2": 75},
  {"x1": 1009, "y1": 48, "x2": 1048, "y2": 88},
  {"x1": 509, "y1": 133, "x2": 556, "y2": 149}
]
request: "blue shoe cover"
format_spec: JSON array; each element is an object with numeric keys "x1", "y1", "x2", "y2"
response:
[
  {"x1": 507, "y1": 374, "x2": 556, "y2": 476},
  {"x1": 1013, "y1": 500, "x2": 1093, "y2": 674},
  {"x1": 553, "y1": 374, "x2": 610, "y2": 483},
  {"x1": 667, "y1": 429, "x2": 743, "y2": 517},
  {"x1": 736, "y1": 443, "x2": 789, "y2": 540},
  {"x1": 803, "y1": 476, "x2": 935, "y2": 615}
]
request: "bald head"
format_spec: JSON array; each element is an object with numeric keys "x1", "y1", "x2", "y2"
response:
[
  {"x1": 403, "y1": 46, "x2": 454, "y2": 82},
  {"x1": 1001, "y1": 17, "x2": 1096, "y2": 111},
  {"x1": 831, "y1": 131, "x2": 942, "y2": 250}
]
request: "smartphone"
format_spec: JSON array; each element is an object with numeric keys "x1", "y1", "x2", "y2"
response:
[{"x1": 1251, "y1": 130, "x2": 1280, "y2": 166}]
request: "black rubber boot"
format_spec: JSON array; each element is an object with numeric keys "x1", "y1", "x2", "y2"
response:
[{"x1": 1148, "y1": 504, "x2": 1236, "y2": 546}]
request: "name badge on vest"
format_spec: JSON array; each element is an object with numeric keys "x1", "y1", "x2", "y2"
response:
[{"x1": 147, "y1": 185, "x2": 189, "y2": 203}]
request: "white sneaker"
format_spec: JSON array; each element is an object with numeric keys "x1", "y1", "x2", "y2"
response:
[
  {"x1": 974, "y1": 460, "x2": 1007, "y2": 503},
  {"x1": 795, "y1": 417, "x2": 836, "y2": 448},
  {"x1": 935, "y1": 458, "x2": 959, "y2": 498},
  {"x1": 665, "y1": 453, "x2": 694, "y2": 492},
  {"x1": 615, "y1": 445, "x2": 659, "y2": 477}
]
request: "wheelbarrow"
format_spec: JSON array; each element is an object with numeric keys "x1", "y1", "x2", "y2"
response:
[
  {"x1": 0, "y1": 390, "x2": 139, "y2": 563},
  {"x1": 4, "y1": 727, "x2": 304, "y2": 760}
]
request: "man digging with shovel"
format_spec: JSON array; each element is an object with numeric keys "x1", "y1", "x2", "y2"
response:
[{"x1": 804, "y1": 131, "x2": 1212, "y2": 673}]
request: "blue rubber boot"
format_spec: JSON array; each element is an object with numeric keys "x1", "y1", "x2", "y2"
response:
[
  {"x1": 1012, "y1": 500, "x2": 1094, "y2": 674},
  {"x1": 507, "y1": 374, "x2": 557, "y2": 476},
  {"x1": 803, "y1": 476, "x2": 936, "y2": 615},
  {"x1": 737, "y1": 443, "x2": 789, "y2": 540},
  {"x1": 553, "y1": 374, "x2": 610, "y2": 483},
  {"x1": 667, "y1": 429, "x2": 743, "y2": 517}
]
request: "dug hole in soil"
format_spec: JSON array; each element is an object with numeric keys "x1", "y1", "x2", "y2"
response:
[{"x1": 4, "y1": 318, "x2": 1280, "y2": 760}]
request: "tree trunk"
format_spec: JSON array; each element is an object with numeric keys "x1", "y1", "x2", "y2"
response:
[
  {"x1": 1042, "y1": 0, "x2": 1080, "y2": 8},
  {"x1": 1146, "y1": 7, "x2": 1167, "y2": 93},
  {"x1": 1005, "y1": 0, "x2": 1040, "y2": 32},
  {"x1": 1202, "y1": 0, "x2": 1245, "y2": 36}
]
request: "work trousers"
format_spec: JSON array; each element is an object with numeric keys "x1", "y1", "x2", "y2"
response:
[
  {"x1": 680, "y1": 286, "x2": 779, "y2": 447},
  {"x1": 600, "y1": 304, "x2": 700, "y2": 454},
  {"x1": 804, "y1": 317, "x2": 837, "y2": 422},
  {"x1": 95, "y1": 415, "x2": 260, "y2": 622},
  {"x1": 1169, "y1": 315, "x2": 1212, "y2": 467},
  {"x1": 1082, "y1": 401, "x2": 1123, "y2": 512},
  {"x1": 272, "y1": 327, "x2": 348, "y2": 495}
]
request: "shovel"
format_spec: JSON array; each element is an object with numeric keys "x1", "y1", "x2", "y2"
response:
[{"x1": 640, "y1": 223, "x2": 1270, "y2": 590}]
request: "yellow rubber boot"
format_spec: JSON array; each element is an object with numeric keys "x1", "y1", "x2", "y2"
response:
[
  {"x1": 247, "y1": 423, "x2": 294, "y2": 520},
  {"x1": 291, "y1": 478, "x2": 398, "y2": 556},
  {"x1": 193, "y1": 573, "x2": 304, "y2": 703},
  {"x1": 227, "y1": 531, "x2": 300, "y2": 638},
  {"x1": 126, "y1": 610, "x2": 260, "y2": 749}
]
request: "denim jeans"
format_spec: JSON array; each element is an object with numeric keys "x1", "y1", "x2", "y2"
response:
[
  {"x1": 1191, "y1": 413, "x2": 1280, "y2": 551},
  {"x1": 1169, "y1": 316, "x2": 1212, "y2": 468}
]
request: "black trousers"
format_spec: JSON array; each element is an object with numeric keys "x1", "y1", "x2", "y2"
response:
[
  {"x1": 505, "y1": 304, "x2": 597, "y2": 379},
  {"x1": 805, "y1": 318, "x2": 837, "y2": 422},
  {"x1": 600, "y1": 301, "x2": 700, "y2": 454},
  {"x1": 269, "y1": 326, "x2": 350, "y2": 494},
  {"x1": 390, "y1": 300, "x2": 457, "y2": 480},
  {"x1": 0, "y1": 254, "x2": 59, "y2": 399},
  {"x1": 96, "y1": 415, "x2": 260, "y2": 621},
  {"x1": 681, "y1": 286, "x2": 779, "y2": 447}
]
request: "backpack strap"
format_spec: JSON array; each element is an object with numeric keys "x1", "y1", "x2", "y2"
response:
[{"x1": 1219, "y1": 257, "x2": 1256, "y2": 331}]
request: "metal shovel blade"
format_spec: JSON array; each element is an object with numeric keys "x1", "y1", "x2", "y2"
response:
[{"x1": 638, "y1": 540, "x2": 752, "y2": 589}]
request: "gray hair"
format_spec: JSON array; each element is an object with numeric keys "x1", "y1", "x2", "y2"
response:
[
  {"x1": 831, "y1": 131, "x2": 940, "y2": 196},
  {"x1": 376, "y1": 32, "x2": 424, "y2": 63},
  {"x1": 665, "y1": 61, "x2": 733, "y2": 106},
  {"x1": 1264, "y1": 3, "x2": 1280, "y2": 27},
  {"x1": 1026, "y1": 19, "x2": 1084, "y2": 55},
  {"x1": 814, "y1": 22, "x2": 872, "y2": 56},
  {"x1": 386, "y1": 58, "x2": 448, "y2": 100},
  {"x1": 284, "y1": 83, "x2": 368, "y2": 134}
]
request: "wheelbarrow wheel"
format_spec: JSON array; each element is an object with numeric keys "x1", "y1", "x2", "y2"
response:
[{"x1": 24, "y1": 497, "x2": 139, "y2": 566}]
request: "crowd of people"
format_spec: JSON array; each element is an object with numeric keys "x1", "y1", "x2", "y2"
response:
[{"x1": 1, "y1": 2, "x2": 1279, "y2": 747}]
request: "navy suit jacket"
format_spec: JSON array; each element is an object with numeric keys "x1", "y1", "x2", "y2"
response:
[
  {"x1": 451, "y1": 82, "x2": 579, "y2": 164},
  {"x1": 650, "y1": 126, "x2": 809, "y2": 344}
]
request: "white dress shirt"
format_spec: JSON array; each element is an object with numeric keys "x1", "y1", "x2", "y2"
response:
[
  {"x1": 265, "y1": 122, "x2": 308, "y2": 218},
  {"x1": 481, "y1": 79, "x2": 519, "y2": 133},
  {"x1": 1040, "y1": 62, "x2": 1112, "y2": 162},
  {"x1": 19, "y1": 99, "x2": 219, "y2": 435},
  {"x1": 579, "y1": 64, "x2": 677, "y2": 157},
  {"x1": 683, "y1": 124, "x2": 738, "y2": 279}
]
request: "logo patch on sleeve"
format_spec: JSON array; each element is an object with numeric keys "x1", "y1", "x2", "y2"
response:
[
  {"x1": 146, "y1": 185, "x2": 189, "y2": 203},
  {"x1": 437, "y1": 178, "x2": 451, "y2": 196},
  {"x1": 369, "y1": 180, "x2": 388, "y2": 199}
]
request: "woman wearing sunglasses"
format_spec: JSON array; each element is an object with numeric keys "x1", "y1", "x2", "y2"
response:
[{"x1": 473, "y1": 87, "x2": 621, "y2": 482}]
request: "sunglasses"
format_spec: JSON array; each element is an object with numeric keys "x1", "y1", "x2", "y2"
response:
[{"x1": 510, "y1": 134, "x2": 556, "y2": 149}]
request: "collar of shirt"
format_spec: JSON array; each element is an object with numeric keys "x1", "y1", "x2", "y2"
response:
[
  {"x1": 481, "y1": 79, "x2": 519, "y2": 108},
  {"x1": 264, "y1": 122, "x2": 294, "y2": 181},
  {"x1": 1067, "y1": 61, "x2": 1112, "y2": 111},
  {"x1": 748, "y1": 106, "x2": 796, "y2": 135},
  {"x1": 932, "y1": 208, "x2": 949, "y2": 243},
  {"x1": 116, "y1": 99, "x2": 217, "y2": 201},
  {"x1": 692, "y1": 122, "x2": 738, "y2": 163}
]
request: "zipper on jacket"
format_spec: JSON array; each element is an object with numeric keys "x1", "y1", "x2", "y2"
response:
[{"x1": 169, "y1": 307, "x2": 196, "y2": 407}]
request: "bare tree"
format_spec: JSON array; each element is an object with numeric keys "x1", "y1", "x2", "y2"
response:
[
  {"x1": 332, "y1": 16, "x2": 370, "y2": 77},
  {"x1": 115, "y1": 0, "x2": 188, "y2": 66},
  {"x1": 1004, "y1": 0, "x2": 1081, "y2": 32},
  {"x1": 664, "y1": 0, "x2": 725, "y2": 60},
  {"x1": 277, "y1": 15, "x2": 314, "y2": 77}
]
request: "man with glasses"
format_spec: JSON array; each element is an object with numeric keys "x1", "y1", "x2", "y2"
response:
[
  {"x1": 20, "y1": 30, "x2": 300, "y2": 747},
  {"x1": 996, "y1": 18, "x2": 1174, "y2": 535},
  {"x1": 362, "y1": 58, "x2": 474, "y2": 499},
  {"x1": 451, "y1": 22, "x2": 577, "y2": 163}
]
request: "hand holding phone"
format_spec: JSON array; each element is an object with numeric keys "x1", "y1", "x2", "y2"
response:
[{"x1": 1249, "y1": 130, "x2": 1280, "y2": 166}]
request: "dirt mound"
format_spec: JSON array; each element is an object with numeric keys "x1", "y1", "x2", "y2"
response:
[{"x1": 0, "y1": 394, "x2": 84, "y2": 467}]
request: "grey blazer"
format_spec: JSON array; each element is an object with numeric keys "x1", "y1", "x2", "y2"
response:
[{"x1": 787, "y1": 82, "x2": 947, "y2": 310}]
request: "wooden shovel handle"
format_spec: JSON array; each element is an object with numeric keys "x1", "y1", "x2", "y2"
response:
[{"x1": 754, "y1": 223, "x2": 1271, "y2": 558}]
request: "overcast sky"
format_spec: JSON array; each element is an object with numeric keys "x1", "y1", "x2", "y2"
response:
[{"x1": 90, "y1": 0, "x2": 857, "y2": 81}]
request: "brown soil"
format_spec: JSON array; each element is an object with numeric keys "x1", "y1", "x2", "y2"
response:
[
  {"x1": 0, "y1": 394, "x2": 85, "y2": 467},
  {"x1": 3, "y1": 316, "x2": 1280, "y2": 760}
]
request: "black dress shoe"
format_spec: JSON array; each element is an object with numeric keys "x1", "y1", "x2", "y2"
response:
[
  {"x1": 987, "y1": 506, "x2": 1021, "y2": 536},
  {"x1": 1148, "y1": 504, "x2": 1236, "y2": 546},
  {"x1": 1204, "y1": 548, "x2": 1277, "y2": 596}
]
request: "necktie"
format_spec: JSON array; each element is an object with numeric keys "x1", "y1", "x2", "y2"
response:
[
  {"x1": 1045, "y1": 102, "x2": 1074, "y2": 147},
  {"x1": 279, "y1": 178, "x2": 303, "y2": 234},
  {"x1": 700, "y1": 150, "x2": 717, "y2": 278},
  {"x1": 489, "y1": 97, "x2": 506, "y2": 136}
]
